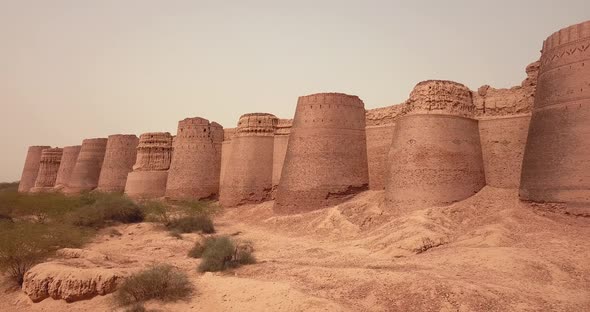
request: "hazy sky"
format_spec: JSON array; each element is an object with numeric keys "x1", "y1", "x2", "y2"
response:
[{"x1": 1, "y1": 0, "x2": 589, "y2": 182}]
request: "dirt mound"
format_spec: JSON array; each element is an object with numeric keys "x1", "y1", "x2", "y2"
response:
[{"x1": 23, "y1": 263, "x2": 124, "y2": 303}]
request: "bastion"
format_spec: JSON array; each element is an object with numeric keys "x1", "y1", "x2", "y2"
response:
[
  {"x1": 97, "y1": 134, "x2": 139, "y2": 192},
  {"x1": 272, "y1": 119, "x2": 292, "y2": 189},
  {"x1": 520, "y1": 20, "x2": 590, "y2": 210},
  {"x1": 274, "y1": 93, "x2": 370, "y2": 214},
  {"x1": 165, "y1": 117, "x2": 223, "y2": 200},
  {"x1": 30, "y1": 148, "x2": 63, "y2": 192},
  {"x1": 385, "y1": 81, "x2": 485, "y2": 211},
  {"x1": 54, "y1": 145, "x2": 81, "y2": 190},
  {"x1": 65, "y1": 138, "x2": 108, "y2": 194},
  {"x1": 125, "y1": 132, "x2": 173, "y2": 199},
  {"x1": 220, "y1": 113, "x2": 278, "y2": 207},
  {"x1": 18, "y1": 146, "x2": 51, "y2": 192}
]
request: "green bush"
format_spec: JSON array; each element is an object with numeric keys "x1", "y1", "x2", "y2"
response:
[
  {"x1": 197, "y1": 236, "x2": 256, "y2": 272},
  {"x1": 0, "y1": 221, "x2": 91, "y2": 285},
  {"x1": 167, "y1": 215, "x2": 214, "y2": 234},
  {"x1": 68, "y1": 194, "x2": 144, "y2": 228},
  {"x1": 115, "y1": 264, "x2": 193, "y2": 306}
]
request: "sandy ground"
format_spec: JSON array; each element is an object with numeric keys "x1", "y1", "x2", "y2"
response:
[{"x1": 1, "y1": 187, "x2": 589, "y2": 311}]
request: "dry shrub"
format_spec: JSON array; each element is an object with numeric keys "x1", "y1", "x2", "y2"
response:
[
  {"x1": 197, "y1": 236, "x2": 256, "y2": 272},
  {"x1": 115, "y1": 264, "x2": 193, "y2": 306},
  {"x1": 0, "y1": 221, "x2": 90, "y2": 286},
  {"x1": 139, "y1": 201, "x2": 170, "y2": 224},
  {"x1": 68, "y1": 193, "x2": 144, "y2": 228},
  {"x1": 167, "y1": 215, "x2": 214, "y2": 234}
]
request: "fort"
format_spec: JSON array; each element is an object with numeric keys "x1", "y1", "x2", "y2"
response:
[
  {"x1": 165, "y1": 117, "x2": 224, "y2": 200},
  {"x1": 124, "y1": 132, "x2": 173, "y2": 199},
  {"x1": 219, "y1": 113, "x2": 278, "y2": 207},
  {"x1": 53, "y1": 145, "x2": 81, "y2": 190},
  {"x1": 15, "y1": 20, "x2": 588, "y2": 217},
  {"x1": 64, "y1": 138, "x2": 108, "y2": 194},
  {"x1": 520, "y1": 20, "x2": 590, "y2": 212},
  {"x1": 97, "y1": 135, "x2": 139, "y2": 193},
  {"x1": 274, "y1": 93, "x2": 370, "y2": 214},
  {"x1": 30, "y1": 148, "x2": 63, "y2": 192}
]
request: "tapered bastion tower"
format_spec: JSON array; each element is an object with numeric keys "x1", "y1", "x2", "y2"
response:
[
  {"x1": 165, "y1": 117, "x2": 223, "y2": 200},
  {"x1": 54, "y1": 145, "x2": 81, "y2": 190},
  {"x1": 125, "y1": 132, "x2": 173, "y2": 199},
  {"x1": 31, "y1": 148, "x2": 63, "y2": 192},
  {"x1": 219, "y1": 113, "x2": 278, "y2": 207},
  {"x1": 385, "y1": 81, "x2": 485, "y2": 212},
  {"x1": 18, "y1": 145, "x2": 51, "y2": 192},
  {"x1": 274, "y1": 93, "x2": 369, "y2": 214},
  {"x1": 520, "y1": 20, "x2": 590, "y2": 211},
  {"x1": 97, "y1": 134, "x2": 139, "y2": 192},
  {"x1": 65, "y1": 138, "x2": 108, "y2": 193}
]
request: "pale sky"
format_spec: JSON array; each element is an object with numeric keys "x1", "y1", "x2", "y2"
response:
[{"x1": 1, "y1": 0, "x2": 589, "y2": 182}]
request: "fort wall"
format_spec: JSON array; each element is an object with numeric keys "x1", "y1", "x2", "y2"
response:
[
  {"x1": 366, "y1": 124, "x2": 395, "y2": 190},
  {"x1": 272, "y1": 119, "x2": 292, "y2": 188},
  {"x1": 219, "y1": 128, "x2": 236, "y2": 188},
  {"x1": 479, "y1": 115, "x2": 531, "y2": 188}
]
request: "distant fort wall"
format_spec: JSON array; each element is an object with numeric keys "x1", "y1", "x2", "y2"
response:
[
  {"x1": 97, "y1": 134, "x2": 139, "y2": 192},
  {"x1": 18, "y1": 146, "x2": 51, "y2": 193},
  {"x1": 65, "y1": 138, "x2": 107, "y2": 194}
]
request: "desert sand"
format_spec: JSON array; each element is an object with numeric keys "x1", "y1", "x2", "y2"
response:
[{"x1": 2, "y1": 187, "x2": 589, "y2": 312}]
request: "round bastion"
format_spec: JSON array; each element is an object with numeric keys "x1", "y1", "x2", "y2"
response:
[
  {"x1": 97, "y1": 134, "x2": 139, "y2": 193},
  {"x1": 54, "y1": 145, "x2": 81, "y2": 190},
  {"x1": 18, "y1": 145, "x2": 51, "y2": 193},
  {"x1": 385, "y1": 80, "x2": 485, "y2": 211},
  {"x1": 220, "y1": 113, "x2": 278, "y2": 207},
  {"x1": 165, "y1": 117, "x2": 223, "y2": 200},
  {"x1": 520, "y1": 20, "x2": 590, "y2": 211},
  {"x1": 125, "y1": 132, "x2": 173, "y2": 199},
  {"x1": 274, "y1": 93, "x2": 369, "y2": 214},
  {"x1": 65, "y1": 138, "x2": 108, "y2": 194},
  {"x1": 31, "y1": 148, "x2": 63, "y2": 192}
]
